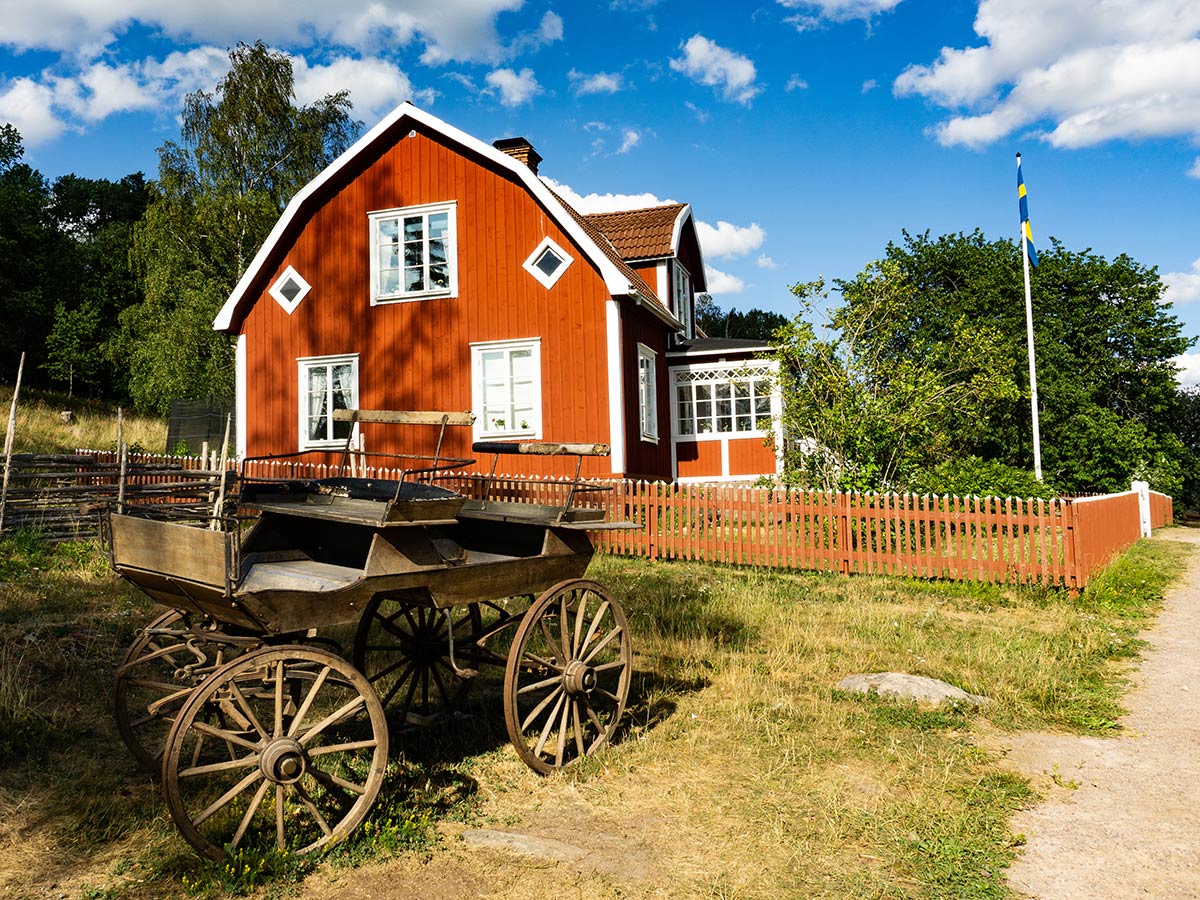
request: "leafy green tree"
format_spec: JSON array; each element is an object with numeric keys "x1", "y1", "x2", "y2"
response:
[
  {"x1": 119, "y1": 41, "x2": 358, "y2": 414},
  {"x1": 0, "y1": 125, "x2": 57, "y2": 380},
  {"x1": 772, "y1": 264, "x2": 1020, "y2": 491},
  {"x1": 831, "y1": 230, "x2": 1192, "y2": 495},
  {"x1": 42, "y1": 173, "x2": 150, "y2": 397},
  {"x1": 696, "y1": 293, "x2": 788, "y2": 341}
]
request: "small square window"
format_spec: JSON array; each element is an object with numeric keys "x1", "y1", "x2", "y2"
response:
[
  {"x1": 269, "y1": 265, "x2": 311, "y2": 315},
  {"x1": 534, "y1": 248, "x2": 563, "y2": 278},
  {"x1": 523, "y1": 237, "x2": 573, "y2": 288}
]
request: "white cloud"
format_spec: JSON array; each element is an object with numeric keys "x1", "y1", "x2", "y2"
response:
[
  {"x1": 684, "y1": 101, "x2": 709, "y2": 123},
  {"x1": 0, "y1": 77, "x2": 68, "y2": 145},
  {"x1": 1173, "y1": 352, "x2": 1200, "y2": 387},
  {"x1": 1163, "y1": 259, "x2": 1200, "y2": 305},
  {"x1": 617, "y1": 128, "x2": 641, "y2": 154},
  {"x1": 756, "y1": 254, "x2": 778, "y2": 269},
  {"x1": 669, "y1": 34, "x2": 762, "y2": 106},
  {"x1": 49, "y1": 61, "x2": 157, "y2": 122},
  {"x1": 777, "y1": 0, "x2": 904, "y2": 21},
  {"x1": 485, "y1": 67, "x2": 541, "y2": 106},
  {"x1": 292, "y1": 56, "x2": 431, "y2": 121},
  {"x1": 568, "y1": 69, "x2": 624, "y2": 96},
  {"x1": 861, "y1": 78, "x2": 877, "y2": 93},
  {"x1": 705, "y1": 264, "x2": 745, "y2": 295},
  {"x1": 894, "y1": 0, "x2": 1200, "y2": 150},
  {"x1": 1189, "y1": 157, "x2": 1200, "y2": 178},
  {"x1": 696, "y1": 220, "x2": 766, "y2": 259},
  {"x1": 786, "y1": 74, "x2": 808, "y2": 92},
  {"x1": 505, "y1": 10, "x2": 564, "y2": 59},
  {"x1": 540, "y1": 176, "x2": 676, "y2": 213},
  {"x1": 0, "y1": 1, "x2": 527, "y2": 66}
]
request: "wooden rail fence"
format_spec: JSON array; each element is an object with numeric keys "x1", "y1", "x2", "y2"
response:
[{"x1": 6, "y1": 452, "x2": 1175, "y2": 590}]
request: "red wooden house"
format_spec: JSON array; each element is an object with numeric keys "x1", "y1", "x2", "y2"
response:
[{"x1": 213, "y1": 102, "x2": 781, "y2": 481}]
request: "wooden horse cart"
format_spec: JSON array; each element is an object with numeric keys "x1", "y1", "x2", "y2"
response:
[{"x1": 108, "y1": 411, "x2": 635, "y2": 859}]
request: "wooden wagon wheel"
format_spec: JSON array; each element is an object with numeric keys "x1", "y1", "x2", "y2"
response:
[
  {"x1": 114, "y1": 610, "x2": 259, "y2": 774},
  {"x1": 352, "y1": 595, "x2": 482, "y2": 724},
  {"x1": 503, "y1": 580, "x2": 632, "y2": 774},
  {"x1": 162, "y1": 646, "x2": 388, "y2": 860}
]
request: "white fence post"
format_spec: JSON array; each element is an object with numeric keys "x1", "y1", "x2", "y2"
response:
[{"x1": 1132, "y1": 480, "x2": 1151, "y2": 537}]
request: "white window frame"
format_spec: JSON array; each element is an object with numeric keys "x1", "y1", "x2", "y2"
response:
[
  {"x1": 470, "y1": 338, "x2": 543, "y2": 441},
  {"x1": 297, "y1": 354, "x2": 359, "y2": 451},
  {"x1": 522, "y1": 236, "x2": 574, "y2": 289},
  {"x1": 269, "y1": 265, "x2": 311, "y2": 315},
  {"x1": 673, "y1": 262, "x2": 693, "y2": 339},
  {"x1": 670, "y1": 361, "x2": 777, "y2": 441},
  {"x1": 637, "y1": 343, "x2": 658, "y2": 443},
  {"x1": 368, "y1": 201, "x2": 458, "y2": 304}
]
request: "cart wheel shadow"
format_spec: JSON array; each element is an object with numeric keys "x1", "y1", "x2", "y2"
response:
[{"x1": 390, "y1": 662, "x2": 709, "y2": 772}]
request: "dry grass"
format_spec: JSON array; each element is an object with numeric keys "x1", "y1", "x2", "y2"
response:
[
  {"x1": 0, "y1": 385, "x2": 167, "y2": 455},
  {"x1": 0, "y1": 532, "x2": 1188, "y2": 900}
]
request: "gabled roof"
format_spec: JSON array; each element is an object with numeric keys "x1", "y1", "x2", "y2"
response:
[
  {"x1": 213, "y1": 102, "x2": 681, "y2": 333},
  {"x1": 583, "y1": 204, "x2": 691, "y2": 261}
]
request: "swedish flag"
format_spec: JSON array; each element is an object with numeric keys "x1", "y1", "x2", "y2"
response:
[{"x1": 1017, "y1": 153, "x2": 1038, "y2": 267}]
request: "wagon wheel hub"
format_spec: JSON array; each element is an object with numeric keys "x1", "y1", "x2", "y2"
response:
[
  {"x1": 260, "y1": 738, "x2": 308, "y2": 784},
  {"x1": 563, "y1": 659, "x2": 597, "y2": 695}
]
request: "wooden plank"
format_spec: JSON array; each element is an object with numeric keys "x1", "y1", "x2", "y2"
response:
[
  {"x1": 331, "y1": 407, "x2": 477, "y2": 427},
  {"x1": 110, "y1": 514, "x2": 231, "y2": 589}
]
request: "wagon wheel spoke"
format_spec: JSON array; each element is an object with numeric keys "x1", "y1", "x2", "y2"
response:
[
  {"x1": 287, "y1": 665, "x2": 331, "y2": 738},
  {"x1": 582, "y1": 625, "x2": 623, "y2": 665},
  {"x1": 232, "y1": 778, "x2": 272, "y2": 850},
  {"x1": 308, "y1": 762, "x2": 367, "y2": 798},
  {"x1": 517, "y1": 673, "x2": 562, "y2": 696},
  {"x1": 572, "y1": 591, "x2": 588, "y2": 657},
  {"x1": 379, "y1": 662, "x2": 416, "y2": 710},
  {"x1": 578, "y1": 600, "x2": 611, "y2": 658},
  {"x1": 532, "y1": 691, "x2": 567, "y2": 758},
  {"x1": 292, "y1": 783, "x2": 333, "y2": 837},
  {"x1": 554, "y1": 695, "x2": 571, "y2": 767},
  {"x1": 229, "y1": 681, "x2": 270, "y2": 742},
  {"x1": 276, "y1": 785, "x2": 286, "y2": 851},
  {"x1": 193, "y1": 770, "x2": 263, "y2": 827},
  {"x1": 571, "y1": 698, "x2": 586, "y2": 759},
  {"x1": 179, "y1": 753, "x2": 261, "y2": 778},
  {"x1": 297, "y1": 695, "x2": 367, "y2": 747},
  {"x1": 521, "y1": 684, "x2": 565, "y2": 732}
]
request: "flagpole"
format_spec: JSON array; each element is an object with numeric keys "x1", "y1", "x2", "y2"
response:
[{"x1": 1017, "y1": 152, "x2": 1043, "y2": 482}]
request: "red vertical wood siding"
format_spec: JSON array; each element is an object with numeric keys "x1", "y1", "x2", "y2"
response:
[
  {"x1": 237, "y1": 126, "x2": 625, "y2": 478},
  {"x1": 620, "y1": 304, "x2": 672, "y2": 480},
  {"x1": 675, "y1": 440, "x2": 722, "y2": 479},
  {"x1": 728, "y1": 437, "x2": 776, "y2": 476}
]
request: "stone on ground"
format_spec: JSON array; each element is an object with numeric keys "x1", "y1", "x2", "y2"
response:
[{"x1": 837, "y1": 672, "x2": 991, "y2": 707}]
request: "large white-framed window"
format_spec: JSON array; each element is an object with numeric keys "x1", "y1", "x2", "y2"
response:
[
  {"x1": 369, "y1": 201, "x2": 457, "y2": 304},
  {"x1": 471, "y1": 338, "x2": 542, "y2": 440},
  {"x1": 298, "y1": 354, "x2": 358, "y2": 450},
  {"x1": 523, "y1": 236, "x2": 574, "y2": 289},
  {"x1": 673, "y1": 262, "x2": 693, "y2": 338},
  {"x1": 672, "y1": 362, "x2": 775, "y2": 438},
  {"x1": 637, "y1": 343, "x2": 658, "y2": 442}
]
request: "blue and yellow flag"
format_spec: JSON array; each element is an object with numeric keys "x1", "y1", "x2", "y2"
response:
[{"x1": 1017, "y1": 153, "x2": 1038, "y2": 267}]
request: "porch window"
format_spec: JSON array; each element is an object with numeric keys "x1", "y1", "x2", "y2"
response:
[
  {"x1": 673, "y1": 363, "x2": 773, "y2": 437},
  {"x1": 298, "y1": 354, "x2": 358, "y2": 449},
  {"x1": 471, "y1": 338, "x2": 542, "y2": 440},
  {"x1": 369, "y1": 201, "x2": 457, "y2": 303}
]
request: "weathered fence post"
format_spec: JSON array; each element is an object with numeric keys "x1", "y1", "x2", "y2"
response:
[{"x1": 0, "y1": 352, "x2": 24, "y2": 536}]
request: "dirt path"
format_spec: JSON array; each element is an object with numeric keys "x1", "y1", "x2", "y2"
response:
[{"x1": 1001, "y1": 528, "x2": 1200, "y2": 899}]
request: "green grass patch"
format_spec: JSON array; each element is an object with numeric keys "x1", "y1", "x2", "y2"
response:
[{"x1": 0, "y1": 531, "x2": 1190, "y2": 899}]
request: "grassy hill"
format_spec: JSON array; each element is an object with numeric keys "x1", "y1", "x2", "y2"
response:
[{"x1": 0, "y1": 385, "x2": 167, "y2": 455}]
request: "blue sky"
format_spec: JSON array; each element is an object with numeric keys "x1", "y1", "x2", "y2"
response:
[{"x1": 3, "y1": 0, "x2": 1199, "y2": 380}]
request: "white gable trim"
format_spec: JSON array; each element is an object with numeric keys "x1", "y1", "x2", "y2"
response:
[{"x1": 214, "y1": 102, "x2": 645, "y2": 333}]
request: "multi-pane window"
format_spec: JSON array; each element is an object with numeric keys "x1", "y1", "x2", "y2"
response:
[
  {"x1": 673, "y1": 263, "x2": 693, "y2": 338},
  {"x1": 673, "y1": 364, "x2": 774, "y2": 437},
  {"x1": 370, "y1": 202, "x2": 456, "y2": 302},
  {"x1": 637, "y1": 344, "x2": 658, "y2": 441},
  {"x1": 471, "y1": 339, "x2": 542, "y2": 439},
  {"x1": 298, "y1": 355, "x2": 357, "y2": 449}
]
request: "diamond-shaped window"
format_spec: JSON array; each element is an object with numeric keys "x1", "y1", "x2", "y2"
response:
[
  {"x1": 269, "y1": 265, "x2": 311, "y2": 314},
  {"x1": 523, "y1": 237, "x2": 573, "y2": 288}
]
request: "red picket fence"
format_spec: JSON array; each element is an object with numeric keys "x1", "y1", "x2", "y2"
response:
[{"x1": 66, "y1": 452, "x2": 1177, "y2": 590}]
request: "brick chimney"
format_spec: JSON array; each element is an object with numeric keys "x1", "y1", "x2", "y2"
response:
[{"x1": 493, "y1": 137, "x2": 542, "y2": 175}]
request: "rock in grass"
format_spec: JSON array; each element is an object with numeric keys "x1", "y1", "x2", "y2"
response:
[{"x1": 837, "y1": 672, "x2": 991, "y2": 707}]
